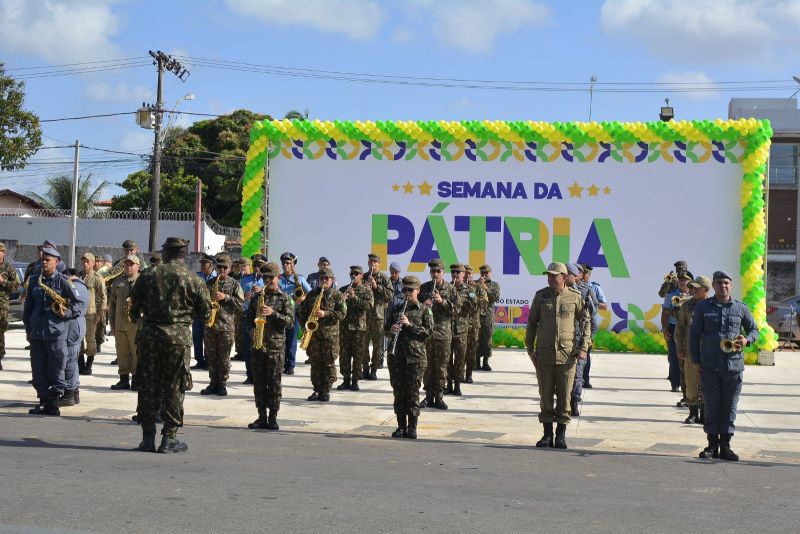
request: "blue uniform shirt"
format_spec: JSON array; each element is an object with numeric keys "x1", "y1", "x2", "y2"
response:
[
  {"x1": 689, "y1": 297, "x2": 759, "y2": 372},
  {"x1": 663, "y1": 289, "x2": 682, "y2": 326},
  {"x1": 23, "y1": 272, "x2": 86, "y2": 340},
  {"x1": 279, "y1": 273, "x2": 311, "y2": 298},
  {"x1": 591, "y1": 281, "x2": 606, "y2": 304},
  {"x1": 240, "y1": 274, "x2": 264, "y2": 312}
]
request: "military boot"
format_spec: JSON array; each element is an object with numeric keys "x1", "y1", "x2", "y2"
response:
[
  {"x1": 40, "y1": 389, "x2": 61, "y2": 416},
  {"x1": 475, "y1": 357, "x2": 482, "y2": 371},
  {"x1": 217, "y1": 383, "x2": 228, "y2": 396},
  {"x1": 350, "y1": 380, "x2": 360, "y2": 391},
  {"x1": 536, "y1": 423, "x2": 554, "y2": 448},
  {"x1": 80, "y1": 356, "x2": 94, "y2": 375},
  {"x1": 130, "y1": 375, "x2": 139, "y2": 392},
  {"x1": 200, "y1": 383, "x2": 217, "y2": 395},
  {"x1": 465, "y1": 371, "x2": 473, "y2": 384},
  {"x1": 570, "y1": 397, "x2": 580, "y2": 417},
  {"x1": 554, "y1": 423, "x2": 568, "y2": 449},
  {"x1": 482, "y1": 357, "x2": 492, "y2": 371},
  {"x1": 337, "y1": 378, "x2": 351, "y2": 391},
  {"x1": 392, "y1": 415, "x2": 407, "y2": 438},
  {"x1": 319, "y1": 392, "x2": 330, "y2": 402},
  {"x1": 248, "y1": 409, "x2": 268, "y2": 429},
  {"x1": 362, "y1": 367, "x2": 369, "y2": 380},
  {"x1": 718, "y1": 434, "x2": 739, "y2": 462},
  {"x1": 265, "y1": 409, "x2": 279, "y2": 430},
  {"x1": 698, "y1": 404, "x2": 705, "y2": 424},
  {"x1": 157, "y1": 435, "x2": 188, "y2": 453},
  {"x1": 78, "y1": 354, "x2": 86, "y2": 374},
  {"x1": 110, "y1": 374, "x2": 130, "y2": 390},
  {"x1": 684, "y1": 406, "x2": 699, "y2": 425},
  {"x1": 405, "y1": 415, "x2": 418, "y2": 439},
  {"x1": 137, "y1": 423, "x2": 157, "y2": 452},
  {"x1": 420, "y1": 392, "x2": 433, "y2": 408},
  {"x1": 307, "y1": 391, "x2": 320, "y2": 401},
  {"x1": 445, "y1": 379, "x2": 453, "y2": 395},
  {"x1": 28, "y1": 398, "x2": 47, "y2": 415},
  {"x1": 699, "y1": 433, "x2": 719, "y2": 459},
  {"x1": 368, "y1": 366, "x2": 378, "y2": 381},
  {"x1": 453, "y1": 382, "x2": 462, "y2": 396},
  {"x1": 73, "y1": 387, "x2": 80, "y2": 405},
  {"x1": 58, "y1": 389, "x2": 75, "y2": 407},
  {"x1": 432, "y1": 396, "x2": 448, "y2": 410}
]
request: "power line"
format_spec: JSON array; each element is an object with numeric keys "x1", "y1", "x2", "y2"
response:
[{"x1": 5, "y1": 57, "x2": 149, "y2": 71}]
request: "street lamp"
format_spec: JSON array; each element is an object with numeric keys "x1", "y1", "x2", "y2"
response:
[{"x1": 660, "y1": 98, "x2": 674, "y2": 122}]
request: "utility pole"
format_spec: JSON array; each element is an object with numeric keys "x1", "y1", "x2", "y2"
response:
[{"x1": 69, "y1": 139, "x2": 79, "y2": 267}]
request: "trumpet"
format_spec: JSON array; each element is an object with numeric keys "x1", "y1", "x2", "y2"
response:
[
  {"x1": 293, "y1": 272, "x2": 305, "y2": 299},
  {"x1": 720, "y1": 338, "x2": 743, "y2": 353},
  {"x1": 671, "y1": 295, "x2": 683, "y2": 306},
  {"x1": 38, "y1": 275, "x2": 67, "y2": 315},
  {"x1": 300, "y1": 291, "x2": 324, "y2": 350},
  {"x1": 253, "y1": 290, "x2": 266, "y2": 350},
  {"x1": 206, "y1": 275, "x2": 221, "y2": 328},
  {"x1": 664, "y1": 271, "x2": 676, "y2": 282}
]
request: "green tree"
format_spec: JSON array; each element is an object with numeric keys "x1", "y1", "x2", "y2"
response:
[
  {"x1": 27, "y1": 174, "x2": 109, "y2": 212},
  {"x1": 110, "y1": 167, "x2": 199, "y2": 213},
  {"x1": 0, "y1": 63, "x2": 42, "y2": 171}
]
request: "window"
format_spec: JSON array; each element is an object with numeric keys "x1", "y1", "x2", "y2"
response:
[{"x1": 769, "y1": 143, "x2": 799, "y2": 186}]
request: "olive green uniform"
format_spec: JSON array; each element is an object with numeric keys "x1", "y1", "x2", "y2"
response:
[{"x1": 419, "y1": 280, "x2": 461, "y2": 402}]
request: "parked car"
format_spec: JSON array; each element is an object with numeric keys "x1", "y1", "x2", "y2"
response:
[
  {"x1": 7, "y1": 261, "x2": 27, "y2": 324},
  {"x1": 766, "y1": 294, "x2": 800, "y2": 339}
]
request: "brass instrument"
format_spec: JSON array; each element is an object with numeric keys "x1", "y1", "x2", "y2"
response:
[
  {"x1": 300, "y1": 290, "x2": 324, "y2": 350},
  {"x1": 389, "y1": 299, "x2": 408, "y2": 354},
  {"x1": 293, "y1": 272, "x2": 305, "y2": 300},
  {"x1": 104, "y1": 261, "x2": 125, "y2": 287},
  {"x1": 206, "y1": 275, "x2": 221, "y2": 328},
  {"x1": 253, "y1": 290, "x2": 267, "y2": 350},
  {"x1": 671, "y1": 295, "x2": 683, "y2": 306},
  {"x1": 38, "y1": 275, "x2": 68, "y2": 315},
  {"x1": 720, "y1": 338, "x2": 743, "y2": 353},
  {"x1": 664, "y1": 271, "x2": 676, "y2": 282}
]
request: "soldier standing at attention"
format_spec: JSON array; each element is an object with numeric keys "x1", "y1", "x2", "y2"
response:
[
  {"x1": 565, "y1": 263, "x2": 597, "y2": 417},
  {"x1": 579, "y1": 264, "x2": 607, "y2": 389},
  {"x1": 247, "y1": 262, "x2": 295, "y2": 430},
  {"x1": 363, "y1": 253, "x2": 393, "y2": 378},
  {"x1": 386, "y1": 275, "x2": 433, "y2": 439},
  {"x1": 526, "y1": 262, "x2": 590, "y2": 449},
  {"x1": 674, "y1": 275, "x2": 711, "y2": 425},
  {"x1": 278, "y1": 252, "x2": 310, "y2": 375},
  {"x1": 24, "y1": 246, "x2": 86, "y2": 416},
  {"x1": 337, "y1": 266, "x2": 373, "y2": 392},
  {"x1": 59, "y1": 268, "x2": 88, "y2": 408},
  {"x1": 78, "y1": 253, "x2": 106, "y2": 376},
  {"x1": 690, "y1": 271, "x2": 758, "y2": 461},
  {"x1": 477, "y1": 264, "x2": 500, "y2": 371},
  {"x1": 447, "y1": 263, "x2": 477, "y2": 396},
  {"x1": 419, "y1": 258, "x2": 460, "y2": 410},
  {"x1": 131, "y1": 237, "x2": 210, "y2": 453},
  {"x1": 201, "y1": 254, "x2": 244, "y2": 397},
  {"x1": 298, "y1": 267, "x2": 345, "y2": 402},
  {"x1": 108, "y1": 254, "x2": 141, "y2": 391},
  {"x1": 0, "y1": 242, "x2": 20, "y2": 371},
  {"x1": 463, "y1": 265, "x2": 487, "y2": 384}
]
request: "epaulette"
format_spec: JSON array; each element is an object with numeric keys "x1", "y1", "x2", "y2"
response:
[{"x1": 567, "y1": 287, "x2": 582, "y2": 296}]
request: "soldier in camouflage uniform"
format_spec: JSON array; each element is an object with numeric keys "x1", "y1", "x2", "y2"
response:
[
  {"x1": 201, "y1": 254, "x2": 244, "y2": 397},
  {"x1": 447, "y1": 263, "x2": 477, "y2": 396},
  {"x1": 363, "y1": 253, "x2": 393, "y2": 379},
  {"x1": 131, "y1": 237, "x2": 211, "y2": 453},
  {"x1": 231, "y1": 258, "x2": 245, "y2": 361},
  {"x1": 464, "y1": 265, "x2": 487, "y2": 384},
  {"x1": 337, "y1": 265, "x2": 373, "y2": 392},
  {"x1": 477, "y1": 264, "x2": 500, "y2": 371},
  {"x1": 674, "y1": 275, "x2": 711, "y2": 425},
  {"x1": 0, "y1": 242, "x2": 20, "y2": 371},
  {"x1": 246, "y1": 262, "x2": 295, "y2": 430},
  {"x1": 298, "y1": 267, "x2": 346, "y2": 402},
  {"x1": 386, "y1": 275, "x2": 433, "y2": 439},
  {"x1": 419, "y1": 258, "x2": 461, "y2": 410}
]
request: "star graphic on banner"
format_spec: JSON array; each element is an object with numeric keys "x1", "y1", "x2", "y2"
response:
[
  {"x1": 587, "y1": 184, "x2": 600, "y2": 197},
  {"x1": 403, "y1": 181, "x2": 414, "y2": 194},
  {"x1": 418, "y1": 180, "x2": 433, "y2": 196},
  {"x1": 603, "y1": 186, "x2": 612, "y2": 195},
  {"x1": 392, "y1": 183, "x2": 400, "y2": 192},
  {"x1": 567, "y1": 181, "x2": 584, "y2": 198}
]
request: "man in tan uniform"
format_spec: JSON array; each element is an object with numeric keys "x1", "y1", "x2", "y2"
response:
[
  {"x1": 526, "y1": 262, "x2": 590, "y2": 449},
  {"x1": 674, "y1": 275, "x2": 710, "y2": 425},
  {"x1": 79, "y1": 252, "x2": 106, "y2": 376},
  {"x1": 109, "y1": 254, "x2": 141, "y2": 390}
]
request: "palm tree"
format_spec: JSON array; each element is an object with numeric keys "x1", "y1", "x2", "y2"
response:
[
  {"x1": 27, "y1": 174, "x2": 109, "y2": 213},
  {"x1": 284, "y1": 108, "x2": 309, "y2": 120}
]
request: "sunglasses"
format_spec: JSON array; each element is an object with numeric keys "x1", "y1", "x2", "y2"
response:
[
  {"x1": 430, "y1": 269, "x2": 442, "y2": 273},
  {"x1": 321, "y1": 276, "x2": 332, "y2": 280},
  {"x1": 402, "y1": 287, "x2": 415, "y2": 293},
  {"x1": 282, "y1": 260, "x2": 293, "y2": 265},
  {"x1": 216, "y1": 265, "x2": 229, "y2": 269}
]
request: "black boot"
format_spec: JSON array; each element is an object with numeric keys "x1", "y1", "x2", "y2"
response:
[
  {"x1": 432, "y1": 396, "x2": 448, "y2": 410},
  {"x1": 307, "y1": 391, "x2": 320, "y2": 401},
  {"x1": 80, "y1": 356, "x2": 94, "y2": 375},
  {"x1": 536, "y1": 423, "x2": 554, "y2": 448},
  {"x1": 368, "y1": 366, "x2": 378, "y2": 381},
  {"x1": 130, "y1": 375, "x2": 139, "y2": 391},
  {"x1": 137, "y1": 423, "x2": 157, "y2": 452},
  {"x1": 350, "y1": 380, "x2": 360, "y2": 391},
  {"x1": 405, "y1": 415, "x2": 418, "y2": 439},
  {"x1": 699, "y1": 433, "x2": 719, "y2": 459},
  {"x1": 570, "y1": 397, "x2": 580, "y2": 417},
  {"x1": 266, "y1": 409, "x2": 279, "y2": 430},
  {"x1": 684, "y1": 406, "x2": 699, "y2": 424},
  {"x1": 465, "y1": 372, "x2": 473, "y2": 384},
  {"x1": 41, "y1": 389, "x2": 61, "y2": 416},
  {"x1": 445, "y1": 379, "x2": 453, "y2": 395},
  {"x1": 554, "y1": 423, "x2": 567, "y2": 449},
  {"x1": 453, "y1": 382, "x2": 462, "y2": 396},
  {"x1": 248, "y1": 410, "x2": 268, "y2": 429},
  {"x1": 78, "y1": 354, "x2": 86, "y2": 374},
  {"x1": 157, "y1": 435, "x2": 188, "y2": 453},
  {"x1": 58, "y1": 389, "x2": 75, "y2": 407},
  {"x1": 698, "y1": 404, "x2": 705, "y2": 424},
  {"x1": 337, "y1": 378, "x2": 351, "y2": 391},
  {"x1": 420, "y1": 393, "x2": 433, "y2": 409},
  {"x1": 362, "y1": 368, "x2": 369, "y2": 380},
  {"x1": 475, "y1": 357, "x2": 482, "y2": 371},
  {"x1": 110, "y1": 374, "x2": 130, "y2": 390},
  {"x1": 318, "y1": 392, "x2": 330, "y2": 402},
  {"x1": 718, "y1": 434, "x2": 739, "y2": 462},
  {"x1": 200, "y1": 383, "x2": 217, "y2": 395},
  {"x1": 28, "y1": 398, "x2": 47, "y2": 415},
  {"x1": 392, "y1": 414, "x2": 407, "y2": 438},
  {"x1": 482, "y1": 357, "x2": 492, "y2": 371},
  {"x1": 73, "y1": 387, "x2": 80, "y2": 405},
  {"x1": 217, "y1": 382, "x2": 228, "y2": 396}
]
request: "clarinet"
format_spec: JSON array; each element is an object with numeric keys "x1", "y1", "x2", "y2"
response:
[{"x1": 389, "y1": 300, "x2": 408, "y2": 354}]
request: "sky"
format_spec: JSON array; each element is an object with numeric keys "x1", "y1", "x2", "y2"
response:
[{"x1": 2, "y1": 0, "x2": 800, "y2": 199}]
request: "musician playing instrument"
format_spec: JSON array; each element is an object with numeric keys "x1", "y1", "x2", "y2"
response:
[
  {"x1": 336, "y1": 265, "x2": 373, "y2": 392},
  {"x1": 298, "y1": 267, "x2": 345, "y2": 402},
  {"x1": 674, "y1": 275, "x2": 711, "y2": 425},
  {"x1": 385, "y1": 275, "x2": 433, "y2": 439},
  {"x1": 246, "y1": 262, "x2": 294, "y2": 430},
  {"x1": 278, "y1": 251, "x2": 311, "y2": 375},
  {"x1": 662, "y1": 271, "x2": 692, "y2": 399},
  {"x1": 689, "y1": 271, "x2": 758, "y2": 462}
]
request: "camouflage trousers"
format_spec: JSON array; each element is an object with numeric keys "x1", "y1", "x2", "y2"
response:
[
  {"x1": 448, "y1": 333, "x2": 468, "y2": 384},
  {"x1": 340, "y1": 329, "x2": 366, "y2": 383},
  {"x1": 478, "y1": 316, "x2": 494, "y2": 361},
  {"x1": 204, "y1": 329, "x2": 234, "y2": 386},
  {"x1": 136, "y1": 331, "x2": 192, "y2": 437},
  {"x1": 233, "y1": 306, "x2": 243, "y2": 356},
  {"x1": 465, "y1": 321, "x2": 480, "y2": 376},
  {"x1": 423, "y1": 338, "x2": 451, "y2": 399},
  {"x1": 308, "y1": 334, "x2": 338, "y2": 394},
  {"x1": 0, "y1": 307, "x2": 8, "y2": 357},
  {"x1": 252, "y1": 349, "x2": 283, "y2": 413},
  {"x1": 363, "y1": 317, "x2": 385, "y2": 371},
  {"x1": 388, "y1": 352, "x2": 425, "y2": 417}
]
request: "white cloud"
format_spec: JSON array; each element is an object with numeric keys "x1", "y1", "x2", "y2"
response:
[
  {"x1": 418, "y1": 0, "x2": 550, "y2": 53},
  {"x1": 119, "y1": 130, "x2": 153, "y2": 154},
  {"x1": 391, "y1": 27, "x2": 416, "y2": 44},
  {"x1": 226, "y1": 0, "x2": 385, "y2": 40},
  {"x1": 657, "y1": 71, "x2": 719, "y2": 100},
  {"x1": 85, "y1": 82, "x2": 152, "y2": 103},
  {"x1": 0, "y1": 0, "x2": 121, "y2": 63},
  {"x1": 600, "y1": 0, "x2": 800, "y2": 63}
]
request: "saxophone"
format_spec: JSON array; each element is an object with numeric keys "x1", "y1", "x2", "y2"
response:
[
  {"x1": 253, "y1": 290, "x2": 267, "y2": 350},
  {"x1": 300, "y1": 290, "x2": 324, "y2": 350},
  {"x1": 38, "y1": 275, "x2": 68, "y2": 315},
  {"x1": 293, "y1": 272, "x2": 305, "y2": 299},
  {"x1": 206, "y1": 275, "x2": 221, "y2": 328}
]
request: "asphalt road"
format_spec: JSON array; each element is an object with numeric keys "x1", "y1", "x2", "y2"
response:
[{"x1": 1, "y1": 415, "x2": 799, "y2": 534}]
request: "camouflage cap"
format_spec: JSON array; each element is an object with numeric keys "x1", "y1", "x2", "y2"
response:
[
  {"x1": 251, "y1": 257, "x2": 265, "y2": 268},
  {"x1": 428, "y1": 258, "x2": 444, "y2": 270},
  {"x1": 250, "y1": 253, "x2": 266, "y2": 263},
  {"x1": 544, "y1": 262, "x2": 567, "y2": 276},
  {"x1": 259, "y1": 262, "x2": 281, "y2": 277},
  {"x1": 232, "y1": 258, "x2": 244, "y2": 266},
  {"x1": 368, "y1": 253, "x2": 382, "y2": 263},
  {"x1": 162, "y1": 237, "x2": 189, "y2": 249},
  {"x1": 124, "y1": 254, "x2": 140, "y2": 265},
  {"x1": 215, "y1": 253, "x2": 232, "y2": 267},
  {"x1": 688, "y1": 275, "x2": 712, "y2": 290},
  {"x1": 464, "y1": 264, "x2": 474, "y2": 273},
  {"x1": 349, "y1": 265, "x2": 364, "y2": 275},
  {"x1": 122, "y1": 239, "x2": 137, "y2": 250},
  {"x1": 149, "y1": 253, "x2": 163, "y2": 265},
  {"x1": 402, "y1": 275, "x2": 421, "y2": 289},
  {"x1": 0, "y1": 242, "x2": 5, "y2": 252},
  {"x1": 320, "y1": 267, "x2": 335, "y2": 278},
  {"x1": 449, "y1": 263, "x2": 465, "y2": 272},
  {"x1": 81, "y1": 252, "x2": 95, "y2": 262},
  {"x1": 479, "y1": 264, "x2": 492, "y2": 273}
]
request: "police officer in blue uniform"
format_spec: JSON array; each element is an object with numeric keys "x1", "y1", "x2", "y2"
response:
[
  {"x1": 690, "y1": 271, "x2": 759, "y2": 461},
  {"x1": 23, "y1": 246, "x2": 86, "y2": 416},
  {"x1": 60, "y1": 268, "x2": 88, "y2": 407},
  {"x1": 278, "y1": 252, "x2": 311, "y2": 375}
]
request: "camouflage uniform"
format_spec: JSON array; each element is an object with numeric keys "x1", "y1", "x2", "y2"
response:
[
  {"x1": 464, "y1": 270, "x2": 487, "y2": 382},
  {"x1": 231, "y1": 261, "x2": 244, "y2": 359},
  {"x1": 0, "y1": 251, "x2": 20, "y2": 365},
  {"x1": 203, "y1": 270, "x2": 244, "y2": 390},
  {"x1": 298, "y1": 279, "x2": 346, "y2": 397},
  {"x1": 419, "y1": 268, "x2": 461, "y2": 405},
  {"x1": 386, "y1": 298, "x2": 433, "y2": 417},
  {"x1": 477, "y1": 268, "x2": 501, "y2": 369},
  {"x1": 364, "y1": 266, "x2": 393, "y2": 375},
  {"x1": 448, "y1": 271, "x2": 478, "y2": 388},
  {"x1": 338, "y1": 278, "x2": 373, "y2": 388},
  {"x1": 131, "y1": 253, "x2": 211, "y2": 440},
  {"x1": 246, "y1": 280, "x2": 294, "y2": 421}
]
